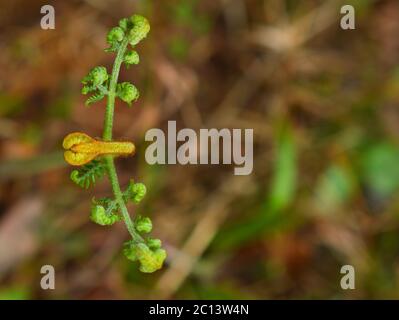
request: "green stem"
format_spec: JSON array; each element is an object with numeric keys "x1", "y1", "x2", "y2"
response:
[
  {"x1": 104, "y1": 155, "x2": 142, "y2": 242},
  {"x1": 102, "y1": 38, "x2": 141, "y2": 242},
  {"x1": 103, "y1": 38, "x2": 129, "y2": 141}
]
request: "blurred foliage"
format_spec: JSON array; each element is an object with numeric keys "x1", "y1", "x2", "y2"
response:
[
  {"x1": 316, "y1": 164, "x2": 354, "y2": 212},
  {"x1": 1, "y1": 0, "x2": 399, "y2": 300},
  {"x1": 360, "y1": 142, "x2": 399, "y2": 198},
  {"x1": 0, "y1": 287, "x2": 30, "y2": 300}
]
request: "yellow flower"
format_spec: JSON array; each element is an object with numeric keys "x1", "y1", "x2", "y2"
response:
[{"x1": 63, "y1": 132, "x2": 135, "y2": 166}]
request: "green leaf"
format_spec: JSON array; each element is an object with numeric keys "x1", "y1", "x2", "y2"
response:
[
  {"x1": 85, "y1": 93, "x2": 105, "y2": 106},
  {"x1": 70, "y1": 159, "x2": 106, "y2": 189},
  {"x1": 268, "y1": 125, "x2": 297, "y2": 211}
]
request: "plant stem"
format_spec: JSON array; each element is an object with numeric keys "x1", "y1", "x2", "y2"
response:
[
  {"x1": 103, "y1": 38, "x2": 129, "y2": 141},
  {"x1": 102, "y1": 38, "x2": 141, "y2": 242},
  {"x1": 104, "y1": 155, "x2": 142, "y2": 242}
]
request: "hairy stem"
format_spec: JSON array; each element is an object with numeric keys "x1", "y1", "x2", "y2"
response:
[
  {"x1": 104, "y1": 155, "x2": 142, "y2": 242},
  {"x1": 103, "y1": 38, "x2": 129, "y2": 141},
  {"x1": 102, "y1": 38, "x2": 141, "y2": 242}
]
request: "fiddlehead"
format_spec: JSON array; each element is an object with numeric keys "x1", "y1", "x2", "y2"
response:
[{"x1": 62, "y1": 14, "x2": 166, "y2": 273}]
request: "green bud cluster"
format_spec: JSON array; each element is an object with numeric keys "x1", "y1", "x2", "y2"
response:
[
  {"x1": 106, "y1": 14, "x2": 150, "y2": 53},
  {"x1": 102, "y1": 15, "x2": 150, "y2": 106},
  {"x1": 123, "y1": 239, "x2": 166, "y2": 273},
  {"x1": 123, "y1": 205, "x2": 166, "y2": 272}
]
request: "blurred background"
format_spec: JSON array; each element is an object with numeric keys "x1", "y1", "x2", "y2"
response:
[{"x1": 1, "y1": 0, "x2": 399, "y2": 299}]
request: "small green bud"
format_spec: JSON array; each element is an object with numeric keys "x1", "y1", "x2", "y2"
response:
[
  {"x1": 128, "y1": 181, "x2": 146, "y2": 203},
  {"x1": 136, "y1": 216, "x2": 152, "y2": 233},
  {"x1": 90, "y1": 204, "x2": 120, "y2": 226},
  {"x1": 90, "y1": 66, "x2": 108, "y2": 86},
  {"x1": 116, "y1": 82, "x2": 139, "y2": 105},
  {"x1": 147, "y1": 238, "x2": 162, "y2": 250},
  {"x1": 124, "y1": 50, "x2": 140, "y2": 65},
  {"x1": 107, "y1": 26, "x2": 124, "y2": 44},
  {"x1": 128, "y1": 15, "x2": 150, "y2": 46}
]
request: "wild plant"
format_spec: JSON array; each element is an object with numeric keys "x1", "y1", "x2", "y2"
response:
[{"x1": 62, "y1": 15, "x2": 166, "y2": 273}]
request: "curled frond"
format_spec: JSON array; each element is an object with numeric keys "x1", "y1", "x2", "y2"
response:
[
  {"x1": 116, "y1": 82, "x2": 139, "y2": 106},
  {"x1": 125, "y1": 180, "x2": 147, "y2": 203},
  {"x1": 124, "y1": 50, "x2": 140, "y2": 66},
  {"x1": 128, "y1": 15, "x2": 150, "y2": 46},
  {"x1": 105, "y1": 26, "x2": 125, "y2": 52},
  {"x1": 123, "y1": 241, "x2": 166, "y2": 273},
  {"x1": 87, "y1": 66, "x2": 109, "y2": 86},
  {"x1": 81, "y1": 66, "x2": 109, "y2": 99},
  {"x1": 90, "y1": 204, "x2": 121, "y2": 226},
  {"x1": 85, "y1": 92, "x2": 105, "y2": 106},
  {"x1": 107, "y1": 26, "x2": 124, "y2": 44},
  {"x1": 70, "y1": 159, "x2": 106, "y2": 189},
  {"x1": 135, "y1": 216, "x2": 152, "y2": 233}
]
